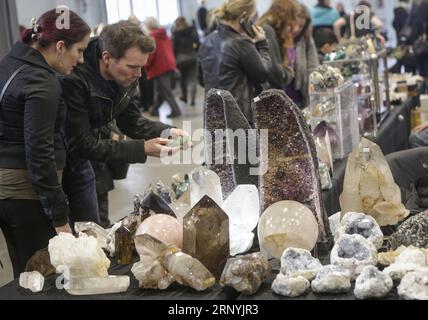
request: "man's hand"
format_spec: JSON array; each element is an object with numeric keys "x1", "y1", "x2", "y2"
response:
[
  {"x1": 145, "y1": 138, "x2": 177, "y2": 158},
  {"x1": 252, "y1": 25, "x2": 266, "y2": 43},
  {"x1": 168, "y1": 128, "x2": 192, "y2": 149},
  {"x1": 55, "y1": 223, "x2": 73, "y2": 235}
]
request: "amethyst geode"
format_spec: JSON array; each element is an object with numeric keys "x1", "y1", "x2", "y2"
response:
[
  {"x1": 253, "y1": 89, "x2": 330, "y2": 242},
  {"x1": 204, "y1": 89, "x2": 258, "y2": 198}
]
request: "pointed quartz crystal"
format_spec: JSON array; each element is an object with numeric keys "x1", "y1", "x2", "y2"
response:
[
  {"x1": 115, "y1": 225, "x2": 134, "y2": 265},
  {"x1": 222, "y1": 185, "x2": 260, "y2": 256},
  {"x1": 189, "y1": 167, "x2": 223, "y2": 207},
  {"x1": 183, "y1": 195, "x2": 230, "y2": 280},
  {"x1": 162, "y1": 250, "x2": 215, "y2": 291},
  {"x1": 64, "y1": 276, "x2": 130, "y2": 296},
  {"x1": 253, "y1": 89, "x2": 330, "y2": 242}
]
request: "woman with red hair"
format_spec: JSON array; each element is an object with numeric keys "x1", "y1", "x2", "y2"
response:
[{"x1": 0, "y1": 9, "x2": 91, "y2": 277}]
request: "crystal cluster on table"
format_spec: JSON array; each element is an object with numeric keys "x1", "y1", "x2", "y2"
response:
[{"x1": 340, "y1": 138, "x2": 410, "y2": 226}]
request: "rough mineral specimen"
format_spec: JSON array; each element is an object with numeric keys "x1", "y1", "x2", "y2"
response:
[
  {"x1": 220, "y1": 253, "x2": 271, "y2": 295},
  {"x1": 258, "y1": 201, "x2": 319, "y2": 259},
  {"x1": 272, "y1": 274, "x2": 310, "y2": 298},
  {"x1": 183, "y1": 195, "x2": 229, "y2": 280},
  {"x1": 19, "y1": 271, "x2": 44, "y2": 293},
  {"x1": 131, "y1": 256, "x2": 174, "y2": 290},
  {"x1": 48, "y1": 233, "x2": 110, "y2": 277},
  {"x1": 74, "y1": 222, "x2": 110, "y2": 250},
  {"x1": 388, "y1": 211, "x2": 428, "y2": 250},
  {"x1": 222, "y1": 185, "x2": 260, "y2": 256},
  {"x1": 134, "y1": 234, "x2": 171, "y2": 258},
  {"x1": 136, "y1": 214, "x2": 183, "y2": 249},
  {"x1": 311, "y1": 265, "x2": 352, "y2": 294},
  {"x1": 162, "y1": 250, "x2": 216, "y2": 291},
  {"x1": 330, "y1": 234, "x2": 378, "y2": 280},
  {"x1": 383, "y1": 247, "x2": 428, "y2": 280},
  {"x1": 340, "y1": 138, "x2": 409, "y2": 226},
  {"x1": 25, "y1": 248, "x2": 55, "y2": 277},
  {"x1": 354, "y1": 266, "x2": 393, "y2": 299},
  {"x1": 141, "y1": 183, "x2": 176, "y2": 216},
  {"x1": 254, "y1": 89, "x2": 330, "y2": 242},
  {"x1": 189, "y1": 167, "x2": 224, "y2": 207},
  {"x1": 115, "y1": 225, "x2": 134, "y2": 265},
  {"x1": 397, "y1": 271, "x2": 428, "y2": 300},
  {"x1": 64, "y1": 276, "x2": 130, "y2": 296},
  {"x1": 378, "y1": 246, "x2": 428, "y2": 266},
  {"x1": 335, "y1": 212, "x2": 384, "y2": 249},
  {"x1": 280, "y1": 248, "x2": 322, "y2": 281},
  {"x1": 133, "y1": 234, "x2": 215, "y2": 291}
]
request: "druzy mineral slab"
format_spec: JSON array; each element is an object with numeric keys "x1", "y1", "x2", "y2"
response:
[
  {"x1": 220, "y1": 253, "x2": 271, "y2": 295},
  {"x1": 253, "y1": 89, "x2": 330, "y2": 242},
  {"x1": 183, "y1": 195, "x2": 229, "y2": 280}
]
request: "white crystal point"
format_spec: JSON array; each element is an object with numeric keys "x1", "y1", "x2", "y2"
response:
[
  {"x1": 64, "y1": 276, "x2": 130, "y2": 296},
  {"x1": 329, "y1": 212, "x2": 342, "y2": 237},
  {"x1": 383, "y1": 247, "x2": 428, "y2": 280},
  {"x1": 335, "y1": 212, "x2": 384, "y2": 249},
  {"x1": 272, "y1": 274, "x2": 310, "y2": 298},
  {"x1": 354, "y1": 266, "x2": 393, "y2": 299},
  {"x1": 398, "y1": 271, "x2": 428, "y2": 300},
  {"x1": 74, "y1": 221, "x2": 109, "y2": 250},
  {"x1": 189, "y1": 167, "x2": 223, "y2": 207},
  {"x1": 229, "y1": 225, "x2": 254, "y2": 256},
  {"x1": 330, "y1": 234, "x2": 378, "y2": 280},
  {"x1": 311, "y1": 265, "x2": 352, "y2": 294},
  {"x1": 280, "y1": 248, "x2": 322, "y2": 281},
  {"x1": 19, "y1": 271, "x2": 45, "y2": 293},
  {"x1": 258, "y1": 201, "x2": 319, "y2": 259},
  {"x1": 223, "y1": 185, "x2": 260, "y2": 256},
  {"x1": 131, "y1": 256, "x2": 175, "y2": 290},
  {"x1": 48, "y1": 233, "x2": 110, "y2": 278}
]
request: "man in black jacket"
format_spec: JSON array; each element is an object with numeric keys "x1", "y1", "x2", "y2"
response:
[{"x1": 61, "y1": 21, "x2": 185, "y2": 223}]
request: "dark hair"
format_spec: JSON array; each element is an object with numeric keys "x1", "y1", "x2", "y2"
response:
[
  {"x1": 314, "y1": 28, "x2": 337, "y2": 48},
  {"x1": 21, "y1": 9, "x2": 90, "y2": 47},
  {"x1": 99, "y1": 20, "x2": 156, "y2": 59},
  {"x1": 358, "y1": 1, "x2": 371, "y2": 8}
]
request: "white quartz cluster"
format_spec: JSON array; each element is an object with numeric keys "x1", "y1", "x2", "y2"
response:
[{"x1": 19, "y1": 271, "x2": 45, "y2": 293}]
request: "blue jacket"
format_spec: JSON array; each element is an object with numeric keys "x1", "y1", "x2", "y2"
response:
[{"x1": 311, "y1": 5, "x2": 340, "y2": 27}]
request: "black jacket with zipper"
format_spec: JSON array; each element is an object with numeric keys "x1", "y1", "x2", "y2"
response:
[
  {"x1": 60, "y1": 38, "x2": 172, "y2": 164},
  {"x1": 0, "y1": 41, "x2": 69, "y2": 227}
]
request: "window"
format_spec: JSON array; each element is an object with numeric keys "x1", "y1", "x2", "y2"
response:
[{"x1": 106, "y1": 0, "x2": 179, "y2": 26}]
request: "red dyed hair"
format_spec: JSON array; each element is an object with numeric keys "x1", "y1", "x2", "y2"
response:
[{"x1": 21, "y1": 9, "x2": 90, "y2": 48}]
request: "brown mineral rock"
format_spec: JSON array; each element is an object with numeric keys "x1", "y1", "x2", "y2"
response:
[{"x1": 183, "y1": 195, "x2": 230, "y2": 280}]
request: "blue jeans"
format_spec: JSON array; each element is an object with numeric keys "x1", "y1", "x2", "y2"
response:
[{"x1": 62, "y1": 156, "x2": 100, "y2": 225}]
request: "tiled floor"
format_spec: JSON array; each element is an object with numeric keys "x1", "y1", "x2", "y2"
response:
[{"x1": 0, "y1": 88, "x2": 204, "y2": 288}]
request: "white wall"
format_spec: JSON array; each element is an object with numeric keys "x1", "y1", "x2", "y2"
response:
[{"x1": 15, "y1": 0, "x2": 107, "y2": 28}]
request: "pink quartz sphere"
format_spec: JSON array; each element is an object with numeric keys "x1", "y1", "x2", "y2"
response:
[{"x1": 136, "y1": 215, "x2": 183, "y2": 249}]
